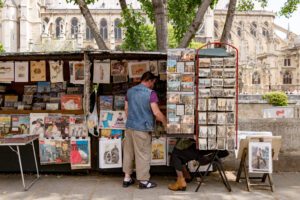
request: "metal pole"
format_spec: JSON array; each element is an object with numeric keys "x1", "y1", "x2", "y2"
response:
[
  {"x1": 32, "y1": 141, "x2": 40, "y2": 178},
  {"x1": 17, "y1": 146, "x2": 26, "y2": 190}
]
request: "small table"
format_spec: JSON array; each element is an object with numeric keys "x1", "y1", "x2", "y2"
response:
[{"x1": 0, "y1": 135, "x2": 40, "y2": 191}]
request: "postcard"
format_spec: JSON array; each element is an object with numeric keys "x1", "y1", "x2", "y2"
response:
[
  {"x1": 199, "y1": 126, "x2": 208, "y2": 137},
  {"x1": 217, "y1": 98, "x2": 226, "y2": 111},
  {"x1": 181, "y1": 74, "x2": 194, "y2": 82},
  {"x1": 207, "y1": 112, "x2": 217, "y2": 124},
  {"x1": 226, "y1": 113, "x2": 235, "y2": 124},
  {"x1": 167, "y1": 74, "x2": 181, "y2": 82},
  {"x1": 167, "y1": 93, "x2": 180, "y2": 104},
  {"x1": 181, "y1": 124, "x2": 194, "y2": 134},
  {"x1": 167, "y1": 123, "x2": 181, "y2": 134},
  {"x1": 199, "y1": 58, "x2": 211, "y2": 68},
  {"x1": 181, "y1": 82, "x2": 194, "y2": 92},
  {"x1": 149, "y1": 60, "x2": 159, "y2": 75},
  {"x1": 176, "y1": 104, "x2": 185, "y2": 116},
  {"x1": 11, "y1": 115, "x2": 30, "y2": 134},
  {"x1": 211, "y1": 69, "x2": 223, "y2": 78},
  {"x1": 99, "y1": 96, "x2": 113, "y2": 110},
  {"x1": 249, "y1": 142, "x2": 272, "y2": 173},
  {"x1": 211, "y1": 78, "x2": 223, "y2": 87},
  {"x1": 93, "y1": 60, "x2": 110, "y2": 84},
  {"x1": 199, "y1": 68, "x2": 211, "y2": 77},
  {"x1": 199, "y1": 79, "x2": 211, "y2": 88},
  {"x1": 114, "y1": 95, "x2": 125, "y2": 110},
  {"x1": 15, "y1": 62, "x2": 29, "y2": 82},
  {"x1": 184, "y1": 62, "x2": 194, "y2": 73},
  {"x1": 128, "y1": 61, "x2": 149, "y2": 78},
  {"x1": 211, "y1": 58, "x2": 223, "y2": 66},
  {"x1": 0, "y1": 61, "x2": 14, "y2": 83},
  {"x1": 208, "y1": 99, "x2": 217, "y2": 111},
  {"x1": 224, "y1": 88, "x2": 235, "y2": 97},
  {"x1": 217, "y1": 126, "x2": 226, "y2": 137},
  {"x1": 37, "y1": 82, "x2": 50, "y2": 93},
  {"x1": 198, "y1": 98, "x2": 207, "y2": 111},
  {"x1": 223, "y1": 68, "x2": 236, "y2": 78},
  {"x1": 30, "y1": 61, "x2": 46, "y2": 82},
  {"x1": 167, "y1": 81, "x2": 180, "y2": 92},
  {"x1": 227, "y1": 138, "x2": 235, "y2": 150},
  {"x1": 208, "y1": 138, "x2": 217, "y2": 150},
  {"x1": 217, "y1": 113, "x2": 226, "y2": 124},
  {"x1": 167, "y1": 59, "x2": 177, "y2": 73},
  {"x1": 180, "y1": 94, "x2": 194, "y2": 105},
  {"x1": 180, "y1": 49, "x2": 195, "y2": 61},
  {"x1": 185, "y1": 104, "x2": 194, "y2": 115},
  {"x1": 226, "y1": 99, "x2": 235, "y2": 111},
  {"x1": 224, "y1": 58, "x2": 236, "y2": 67},
  {"x1": 199, "y1": 89, "x2": 210, "y2": 97},
  {"x1": 61, "y1": 94, "x2": 82, "y2": 110},
  {"x1": 168, "y1": 116, "x2": 180, "y2": 123},
  {"x1": 199, "y1": 138, "x2": 207, "y2": 150},
  {"x1": 224, "y1": 78, "x2": 236, "y2": 88},
  {"x1": 217, "y1": 138, "x2": 227, "y2": 150},
  {"x1": 198, "y1": 112, "x2": 206, "y2": 124},
  {"x1": 207, "y1": 126, "x2": 216, "y2": 138},
  {"x1": 99, "y1": 111, "x2": 127, "y2": 130},
  {"x1": 49, "y1": 61, "x2": 64, "y2": 83},
  {"x1": 46, "y1": 103, "x2": 59, "y2": 110},
  {"x1": 111, "y1": 60, "x2": 128, "y2": 76},
  {"x1": 176, "y1": 62, "x2": 185, "y2": 73},
  {"x1": 181, "y1": 115, "x2": 194, "y2": 124},
  {"x1": 167, "y1": 104, "x2": 176, "y2": 118},
  {"x1": 211, "y1": 88, "x2": 224, "y2": 97}
]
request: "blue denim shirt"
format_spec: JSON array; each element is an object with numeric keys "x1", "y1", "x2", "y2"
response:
[{"x1": 126, "y1": 84, "x2": 154, "y2": 131}]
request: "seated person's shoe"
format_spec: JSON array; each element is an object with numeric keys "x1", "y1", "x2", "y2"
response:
[
  {"x1": 168, "y1": 177, "x2": 187, "y2": 191},
  {"x1": 123, "y1": 178, "x2": 135, "y2": 188},
  {"x1": 139, "y1": 181, "x2": 157, "y2": 189}
]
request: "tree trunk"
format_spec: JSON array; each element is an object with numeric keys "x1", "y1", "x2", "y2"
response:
[
  {"x1": 119, "y1": 0, "x2": 128, "y2": 10},
  {"x1": 152, "y1": 0, "x2": 168, "y2": 52},
  {"x1": 77, "y1": 0, "x2": 108, "y2": 50},
  {"x1": 220, "y1": 0, "x2": 237, "y2": 45},
  {"x1": 178, "y1": 0, "x2": 213, "y2": 48}
]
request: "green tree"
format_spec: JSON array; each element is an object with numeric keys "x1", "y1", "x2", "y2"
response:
[{"x1": 262, "y1": 91, "x2": 288, "y2": 106}]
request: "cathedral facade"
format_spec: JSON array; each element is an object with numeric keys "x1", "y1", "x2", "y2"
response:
[{"x1": 0, "y1": 0, "x2": 299, "y2": 94}]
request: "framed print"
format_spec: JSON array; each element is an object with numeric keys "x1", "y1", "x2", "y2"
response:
[
  {"x1": 49, "y1": 61, "x2": 64, "y2": 83},
  {"x1": 128, "y1": 61, "x2": 149, "y2": 78},
  {"x1": 0, "y1": 62, "x2": 14, "y2": 83},
  {"x1": 199, "y1": 126, "x2": 208, "y2": 137},
  {"x1": 224, "y1": 78, "x2": 235, "y2": 88},
  {"x1": 199, "y1": 68, "x2": 211, "y2": 77},
  {"x1": 15, "y1": 61, "x2": 29, "y2": 82},
  {"x1": 149, "y1": 60, "x2": 159, "y2": 75},
  {"x1": 199, "y1": 58, "x2": 211, "y2": 68},
  {"x1": 93, "y1": 60, "x2": 111, "y2": 84},
  {"x1": 151, "y1": 137, "x2": 167, "y2": 166},
  {"x1": 111, "y1": 60, "x2": 128, "y2": 76},
  {"x1": 30, "y1": 61, "x2": 46, "y2": 82},
  {"x1": 167, "y1": 93, "x2": 180, "y2": 104},
  {"x1": 207, "y1": 112, "x2": 217, "y2": 124},
  {"x1": 207, "y1": 126, "x2": 216, "y2": 138},
  {"x1": 208, "y1": 99, "x2": 217, "y2": 111},
  {"x1": 249, "y1": 142, "x2": 272, "y2": 173},
  {"x1": 198, "y1": 98, "x2": 207, "y2": 111},
  {"x1": 99, "y1": 138, "x2": 122, "y2": 169},
  {"x1": 176, "y1": 104, "x2": 185, "y2": 116}
]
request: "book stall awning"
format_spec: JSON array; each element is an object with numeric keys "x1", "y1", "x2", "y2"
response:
[{"x1": 198, "y1": 48, "x2": 234, "y2": 58}]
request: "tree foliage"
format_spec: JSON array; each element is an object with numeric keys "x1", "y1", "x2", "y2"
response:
[
  {"x1": 262, "y1": 91, "x2": 288, "y2": 106},
  {"x1": 0, "y1": 43, "x2": 5, "y2": 53},
  {"x1": 279, "y1": 0, "x2": 300, "y2": 18}
]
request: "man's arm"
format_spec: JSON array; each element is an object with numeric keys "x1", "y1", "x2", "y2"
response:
[
  {"x1": 125, "y1": 101, "x2": 128, "y2": 117},
  {"x1": 150, "y1": 102, "x2": 167, "y2": 129}
]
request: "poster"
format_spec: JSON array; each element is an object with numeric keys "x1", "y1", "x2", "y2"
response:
[
  {"x1": 249, "y1": 142, "x2": 272, "y2": 173},
  {"x1": 93, "y1": 60, "x2": 110, "y2": 84},
  {"x1": 128, "y1": 61, "x2": 149, "y2": 78},
  {"x1": 14, "y1": 61, "x2": 29, "y2": 82},
  {"x1": 99, "y1": 96, "x2": 113, "y2": 110},
  {"x1": 0, "y1": 61, "x2": 14, "y2": 83},
  {"x1": 99, "y1": 111, "x2": 127, "y2": 130},
  {"x1": 149, "y1": 60, "x2": 158, "y2": 75},
  {"x1": 111, "y1": 60, "x2": 128, "y2": 76},
  {"x1": 30, "y1": 113, "x2": 48, "y2": 138},
  {"x1": 151, "y1": 137, "x2": 167, "y2": 166},
  {"x1": 11, "y1": 115, "x2": 30, "y2": 134},
  {"x1": 39, "y1": 139, "x2": 70, "y2": 165},
  {"x1": 30, "y1": 61, "x2": 46, "y2": 81},
  {"x1": 99, "y1": 138, "x2": 122, "y2": 169},
  {"x1": 70, "y1": 138, "x2": 91, "y2": 169},
  {"x1": 49, "y1": 60, "x2": 64, "y2": 83}
]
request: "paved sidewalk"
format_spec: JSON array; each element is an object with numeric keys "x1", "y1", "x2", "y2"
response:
[{"x1": 0, "y1": 172, "x2": 299, "y2": 200}]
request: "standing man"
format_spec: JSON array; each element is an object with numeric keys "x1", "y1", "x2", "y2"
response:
[{"x1": 123, "y1": 71, "x2": 167, "y2": 189}]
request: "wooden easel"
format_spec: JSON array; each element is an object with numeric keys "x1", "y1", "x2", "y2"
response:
[{"x1": 236, "y1": 136, "x2": 281, "y2": 192}]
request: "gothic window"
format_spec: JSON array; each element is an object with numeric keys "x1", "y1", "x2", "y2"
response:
[
  {"x1": 86, "y1": 25, "x2": 94, "y2": 40},
  {"x1": 199, "y1": 23, "x2": 205, "y2": 35},
  {"x1": 250, "y1": 22, "x2": 257, "y2": 37},
  {"x1": 262, "y1": 21, "x2": 269, "y2": 37},
  {"x1": 42, "y1": 17, "x2": 49, "y2": 34},
  {"x1": 71, "y1": 17, "x2": 79, "y2": 39},
  {"x1": 237, "y1": 27, "x2": 242, "y2": 37},
  {"x1": 214, "y1": 20, "x2": 219, "y2": 38},
  {"x1": 252, "y1": 71, "x2": 261, "y2": 85},
  {"x1": 114, "y1": 18, "x2": 122, "y2": 40},
  {"x1": 55, "y1": 17, "x2": 63, "y2": 38},
  {"x1": 283, "y1": 71, "x2": 292, "y2": 84},
  {"x1": 100, "y1": 18, "x2": 108, "y2": 40},
  {"x1": 284, "y1": 58, "x2": 291, "y2": 66}
]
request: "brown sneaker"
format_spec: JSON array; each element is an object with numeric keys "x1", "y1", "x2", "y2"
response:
[{"x1": 168, "y1": 177, "x2": 187, "y2": 191}]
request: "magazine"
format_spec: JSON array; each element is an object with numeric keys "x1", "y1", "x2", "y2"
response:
[
  {"x1": 151, "y1": 137, "x2": 167, "y2": 166},
  {"x1": 99, "y1": 96, "x2": 113, "y2": 110},
  {"x1": 44, "y1": 115, "x2": 62, "y2": 138},
  {"x1": 29, "y1": 113, "x2": 48, "y2": 137},
  {"x1": 15, "y1": 62, "x2": 29, "y2": 82},
  {"x1": 30, "y1": 61, "x2": 46, "y2": 82},
  {"x1": 61, "y1": 94, "x2": 82, "y2": 110},
  {"x1": 114, "y1": 95, "x2": 125, "y2": 110},
  {"x1": 11, "y1": 115, "x2": 30, "y2": 134},
  {"x1": 70, "y1": 138, "x2": 91, "y2": 169},
  {"x1": 37, "y1": 82, "x2": 51, "y2": 93},
  {"x1": 99, "y1": 138, "x2": 122, "y2": 169},
  {"x1": 0, "y1": 115, "x2": 11, "y2": 134}
]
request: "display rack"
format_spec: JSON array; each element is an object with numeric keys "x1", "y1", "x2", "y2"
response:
[{"x1": 195, "y1": 42, "x2": 239, "y2": 150}]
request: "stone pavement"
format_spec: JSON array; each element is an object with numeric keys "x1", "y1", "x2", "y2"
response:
[{"x1": 0, "y1": 172, "x2": 299, "y2": 200}]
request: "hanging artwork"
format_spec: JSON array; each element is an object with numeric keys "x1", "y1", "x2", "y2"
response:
[
  {"x1": 151, "y1": 137, "x2": 167, "y2": 166},
  {"x1": 49, "y1": 60, "x2": 64, "y2": 83},
  {"x1": 30, "y1": 61, "x2": 46, "y2": 82},
  {"x1": 149, "y1": 60, "x2": 159, "y2": 75},
  {"x1": 249, "y1": 142, "x2": 272, "y2": 173},
  {"x1": 111, "y1": 60, "x2": 128, "y2": 76},
  {"x1": 99, "y1": 111, "x2": 127, "y2": 130},
  {"x1": 93, "y1": 60, "x2": 110, "y2": 84},
  {"x1": 128, "y1": 61, "x2": 149, "y2": 78},
  {"x1": 39, "y1": 139, "x2": 70, "y2": 165},
  {"x1": 70, "y1": 61, "x2": 85, "y2": 84},
  {"x1": 0, "y1": 61, "x2": 14, "y2": 83},
  {"x1": 99, "y1": 138, "x2": 122, "y2": 169},
  {"x1": 70, "y1": 138, "x2": 91, "y2": 169},
  {"x1": 14, "y1": 62, "x2": 29, "y2": 82}
]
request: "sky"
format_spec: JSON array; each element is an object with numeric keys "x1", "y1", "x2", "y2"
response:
[{"x1": 217, "y1": 0, "x2": 300, "y2": 35}]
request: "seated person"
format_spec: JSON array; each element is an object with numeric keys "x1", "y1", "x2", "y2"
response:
[{"x1": 168, "y1": 138, "x2": 229, "y2": 191}]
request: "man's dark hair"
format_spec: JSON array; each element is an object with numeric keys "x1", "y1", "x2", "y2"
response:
[{"x1": 141, "y1": 71, "x2": 156, "y2": 82}]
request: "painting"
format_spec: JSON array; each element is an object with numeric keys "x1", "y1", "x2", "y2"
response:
[
  {"x1": 30, "y1": 61, "x2": 46, "y2": 82},
  {"x1": 0, "y1": 62, "x2": 14, "y2": 83},
  {"x1": 128, "y1": 61, "x2": 149, "y2": 78},
  {"x1": 49, "y1": 61, "x2": 64, "y2": 83},
  {"x1": 15, "y1": 62, "x2": 29, "y2": 82},
  {"x1": 93, "y1": 60, "x2": 110, "y2": 84},
  {"x1": 249, "y1": 142, "x2": 272, "y2": 173}
]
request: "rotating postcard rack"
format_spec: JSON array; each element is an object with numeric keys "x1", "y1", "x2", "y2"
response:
[{"x1": 195, "y1": 42, "x2": 239, "y2": 151}]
